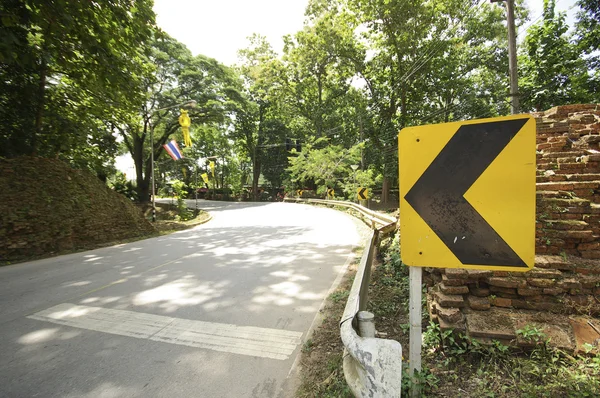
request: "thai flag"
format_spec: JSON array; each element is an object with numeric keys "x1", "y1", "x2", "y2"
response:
[{"x1": 163, "y1": 140, "x2": 183, "y2": 161}]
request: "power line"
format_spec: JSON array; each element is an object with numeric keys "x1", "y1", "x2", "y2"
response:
[{"x1": 398, "y1": 0, "x2": 487, "y2": 84}]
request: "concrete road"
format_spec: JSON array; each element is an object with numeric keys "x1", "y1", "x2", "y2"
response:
[{"x1": 0, "y1": 201, "x2": 366, "y2": 398}]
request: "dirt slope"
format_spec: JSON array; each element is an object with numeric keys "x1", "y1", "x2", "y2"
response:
[{"x1": 0, "y1": 157, "x2": 156, "y2": 263}]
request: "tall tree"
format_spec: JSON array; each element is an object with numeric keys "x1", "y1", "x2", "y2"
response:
[
  {"x1": 234, "y1": 34, "x2": 281, "y2": 199},
  {"x1": 0, "y1": 0, "x2": 155, "y2": 169},
  {"x1": 115, "y1": 32, "x2": 243, "y2": 201},
  {"x1": 575, "y1": 0, "x2": 600, "y2": 101},
  {"x1": 519, "y1": 0, "x2": 593, "y2": 111}
]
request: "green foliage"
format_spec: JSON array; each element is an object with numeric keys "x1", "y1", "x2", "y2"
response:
[
  {"x1": 108, "y1": 172, "x2": 138, "y2": 202},
  {"x1": 170, "y1": 180, "x2": 192, "y2": 221},
  {"x1": 0, "y1": 0, "x2": 155, "y2": 169},
  {"x1": 286, "y1": 137, "x2": 363, "y2": 192},
  {"x1": 329, "y1": 289, "x2": 350, "y2": 303},
  {"x1": 520, "y1": 0, "x2": 594, "y2": 111}
]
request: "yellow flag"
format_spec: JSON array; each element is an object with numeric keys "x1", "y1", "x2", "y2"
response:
[
  {"x1": 179, "y1": 110, "x2": 192, "y2": 147},
  {"x1": 201, "y1": 173, "x2": 209, "y2": 184},
  {"x1": 182, "y1": 168, "x2": 187, "y2": 178},
  {"x1": 210, "y1": 161, "x2": 215, "y2": 177}
]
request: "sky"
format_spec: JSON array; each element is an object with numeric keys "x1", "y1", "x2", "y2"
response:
[
  {"x1": 152, "y1": 0, "x2": 580, "y2": 67},
  {"x1": 152, "y1": 0, "x2": 310, "y2": 67}
]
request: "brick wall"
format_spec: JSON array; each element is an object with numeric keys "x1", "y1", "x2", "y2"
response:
[{"x1": 427, "y1": 105, "x2": 600, "y2": 333}]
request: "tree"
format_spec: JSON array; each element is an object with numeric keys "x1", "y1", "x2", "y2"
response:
[
  {"x1": 115, "y1": 32, "x2": 244, "y2": 202},
  {"x1": 519, "y1": 0, "x2": 593, "y2": 111},
  {"x1": 0, "y1": 0, "x2": 155, "y2": 172},
  {"x1": 286, "y1": 137, "x2": 363, "y2": 197},
  {"x1": 233, "y1": 34, "x2": 281, "y2": 200},
  {"x1": 575, "y1": 0, "x2": 600, "y2": 101}
]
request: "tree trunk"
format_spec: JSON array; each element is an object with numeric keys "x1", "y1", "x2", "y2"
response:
[
  {"x1": 252, "y1": 103, "x2": 266, "y2": 201},
  {"x1": 131, "y1": 128, "x2": 149, "y2": 203},
  {"x1": 382, "y1": 175, "x2": 390, "y2": 205},
  {"x1": 32, "y1": 56, "x2": 47, "y2": 155}
]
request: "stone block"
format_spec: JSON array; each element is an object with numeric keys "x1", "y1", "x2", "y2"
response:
[
  {"x1": 466, "y1": 269, "x2": 493, "y2": 280},
  {"x1": 581, "y1": 250, "x2": 600, "y2": 259},
  {"x1": 514, "y1": 320, "x2": 575, "y2": 352},
  {"x1": 440, "y1": 283, "x2": 469, "y2": 295},
  {"x1": 438, "y1": 317, "x2": 466, "y2": 333},
  {"x1": 491, "y1": 297, "x2": 512, "y2": 308},
  {"x1": 517, "y1": 287, "x2": 543, "y2": 296},
  {"x1": 469, "y1": 286, "x2": 490, "y2": 297},
  {"x1": 528, "y1": 278, "x2": 557, "y2": 288},
  {"x1": 466, "y1": 310, "x2": 516, "y2": 340},
  {"x1": 527, "y1": 268, "x2": 563, "y2": 279},
  {"x1": 490, "y1": 285, "x2": 518, "y2": 295},
  {"x1": 488, "y1": 277, "x2": 526, "y2": 288},
  {"x1": 557, "y1": 278, "x2": 582, "y2": 290},
  {"x1": 444, "y1": 268, "x2": 468, "y2": 279},
  {"x1": 570, "y1": 318, "x2": 600, "y2": 354},
  {"x1": 437, "y1": 307, "x2": 463, "y2": 323},
  {"x1": 467, "y1": 295, "x2": 491, "y2": 311},
  {"x1": 434, "y1": 291, "x2": 465, "y2": 308},
  {"x1": 543, "y1": 287, "x2": 566, "y2": 295},
  {"x1": 441, "y1": 274, "x2": 468, "y2": 287}
]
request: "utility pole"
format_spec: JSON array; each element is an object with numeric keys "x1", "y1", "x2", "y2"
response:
[{"x1": 492, "y1": 0, "x2": 519, "y2": 114}]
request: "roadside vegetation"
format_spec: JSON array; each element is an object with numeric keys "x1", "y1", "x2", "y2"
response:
[
  {"x1": 2, "y1": 0, "x2": 598, "y2": 206},
  {"x1": 297, "y1": 232, "x2": 600, "y2": 397}
]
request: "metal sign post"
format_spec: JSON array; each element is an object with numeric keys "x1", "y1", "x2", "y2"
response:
[{"x1": 409, "y1": 266, "x2": 422, "y2": 397}]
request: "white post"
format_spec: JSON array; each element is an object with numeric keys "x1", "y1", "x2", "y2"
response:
[{"x1": 409, "y1": 266, "x2": 422, "y2": 397}]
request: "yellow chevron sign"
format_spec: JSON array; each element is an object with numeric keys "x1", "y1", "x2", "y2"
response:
[{"x1": 398, "y1": 114, "x2": 535, "y2": 272}]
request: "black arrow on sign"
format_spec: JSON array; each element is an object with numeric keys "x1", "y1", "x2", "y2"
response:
[
  {"x1": 404, "y1": 118, "x2": 529, "y2": 267},
  {"x1": 358, "y1": 188, "x2": 367, "y2": 200}
]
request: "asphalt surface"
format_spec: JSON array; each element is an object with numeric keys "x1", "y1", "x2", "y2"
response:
[{"x1": 0, "y1": 200, "x2": 365, "y2": 398}]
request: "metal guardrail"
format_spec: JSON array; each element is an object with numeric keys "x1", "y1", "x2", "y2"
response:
[
  {"x1": 284, "y1": 198, "x2": 397, "y2": 231},
  {"x1": 286, "y1": 198, "x2": 403, "y2": 396}
]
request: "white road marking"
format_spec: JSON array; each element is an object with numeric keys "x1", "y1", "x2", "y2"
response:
[{"x1": 28, "y1": 303, "x2": 303, "y2": 360}]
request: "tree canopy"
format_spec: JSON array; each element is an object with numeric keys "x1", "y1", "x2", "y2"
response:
[{"x1": 1, "y1": 0, "x2": 597, "y2": 203}]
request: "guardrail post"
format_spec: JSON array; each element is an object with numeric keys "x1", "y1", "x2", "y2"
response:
[{"x1": 357, "y1": 311, "x2": 375, "y2": 338}]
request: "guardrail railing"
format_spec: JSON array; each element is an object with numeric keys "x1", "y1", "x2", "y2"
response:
[{"x1": 286, "y1": 198, "x2": 403, "y2": 396}]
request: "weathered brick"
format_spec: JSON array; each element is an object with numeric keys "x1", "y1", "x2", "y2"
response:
[
  {"x1": 581, "y1": 250, "x2": 600, "y2": 259},
  {"x1": 440, "y1": 283, "x2": 469, "y2": 295},
  {"x1": 580, "y1": 275, "x2": 600, "y2": 288},
  {"x1": 557, "y1": 279, "x2": 582, "y2": 290},
  {"x1": 441, "y1": 274, "x2": 468, "y2": 287},
  {"x1": 434, "y1": 291, "x2": 465, "y2": 308},
  {"x1": 512, "y1": 299, "x2": 535, "y2": 310},
  {"x1": 578, "y1": 242, "x2": 600, "y2": 251},
  {"x1": 490, "y1": 285, "x2": 518, "y2": 295},
  {"x1": 488, "y1": 277, "x2": 527, "y2": 289},
  {"x1": 467, "y1": 295, "x2": 491, "y2": 311},
  {"x1": 444, "y1": 268, "x2": 468, "y2": 279},
  {"x1": 491, "y1": 297, "x2": 512, "y2": 308},
  {"x1": 437, "y1": 307, "x2": 464, "y2": 323},
  {"x1": 517, "y1": 287, "x2": 543, "y2": 296},
  {"x1": 528, "y1": 278, "x2": 557, "y2": 288},
  {"x1": 527, "y1": 268, "x2": 563, "y2": 279},
  {"x1": 543, "y1": 287, "x2": 565, "y2": 295},
  {"x1": 469, "y1": 286, "x2": 490, "y2": 297},
  {"x1": 466, "y1": 269, "x2": 493, "y2": 280}
]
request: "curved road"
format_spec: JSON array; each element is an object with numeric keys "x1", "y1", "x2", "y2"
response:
[{"x1": 0, "y1": 200, "x2": 366, "y2": 398}]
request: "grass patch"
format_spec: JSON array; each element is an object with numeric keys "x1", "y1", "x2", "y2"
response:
[{"x1": 295, "y1": 258, "x2": 358, "y2": 397}]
